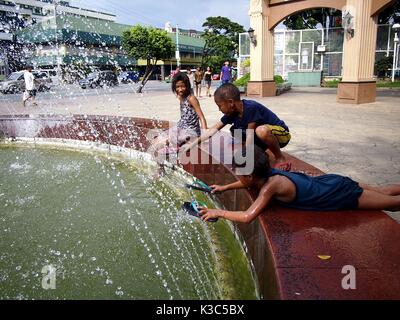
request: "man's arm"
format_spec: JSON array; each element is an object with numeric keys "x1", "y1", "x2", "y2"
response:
[{"x1": 199, "y1": 182, "x2": 277, "y2": 223}]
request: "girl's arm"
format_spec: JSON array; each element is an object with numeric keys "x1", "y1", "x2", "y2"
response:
[
  {"x1": 199, "y1": 182, "x2": 277, "y2": 223},
  {"x1": 188, "y1": 95, "x2": 207, "y2": 129}
]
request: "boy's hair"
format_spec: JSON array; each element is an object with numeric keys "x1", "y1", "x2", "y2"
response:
[
  {"x1": 233, "y1": 145, "x2": 271, "y2": 177},
  {"x1": 214, "y1": 83, "x2": 241, "y2": 102},
  {"x1": 171, "y1": 72, "x2": 192, "y2": 97}
]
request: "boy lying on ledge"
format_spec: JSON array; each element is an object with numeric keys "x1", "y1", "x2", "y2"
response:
[{"x1": 198, "y1": 146, "x2": 400, "y2": 223}]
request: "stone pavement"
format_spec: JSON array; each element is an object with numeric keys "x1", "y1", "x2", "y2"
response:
[{"x1": 1, "y1": 85, "x2": 399, "y2": 220}]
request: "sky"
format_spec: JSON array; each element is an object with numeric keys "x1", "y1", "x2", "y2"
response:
[{"x1": 71, "y1": 0, "x2": 250, "y2": 31}]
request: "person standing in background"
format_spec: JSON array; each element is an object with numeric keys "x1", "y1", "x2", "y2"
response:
[
  {"x1": 220, "y1": 61, "x2": 232, "y2": 85},
  {"x1": 204, "y1": 66, "x2": 213, "y2": 97},
  {"x1": 23, "y1": 66, "x2": 37, "y2": 107},
  {"x1": 194, "y1": 67, "x2": 203, "y2": 98},
  {"x1": 187, "y1": 67, "x2": 194, "y2": 93}
]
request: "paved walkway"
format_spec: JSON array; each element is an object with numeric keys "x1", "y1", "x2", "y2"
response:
[{"x1": 1, "y1": 85, "x2": 399, "y2": 220}]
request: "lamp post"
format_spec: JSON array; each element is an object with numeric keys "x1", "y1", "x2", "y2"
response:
[
  {"x1": 175, "y1": 24, "x2": 181, "y2": 68},
  {"x1": 392, "y1": 24, "x2": 400, "y2": 83},
  {"x1": 53, "y1": 0, "x2": 62, "y2": 84}
]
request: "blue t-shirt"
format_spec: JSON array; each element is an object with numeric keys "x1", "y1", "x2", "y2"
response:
[
  {"x1": 220, "y1": 99, "x2": 289, "y2": 148},
  {"x1": 269, "y1": 169, "x2": 363, "y2": 211},
  {"x1": 221, "y1": 66, "x2": 231, "y2": 81}
]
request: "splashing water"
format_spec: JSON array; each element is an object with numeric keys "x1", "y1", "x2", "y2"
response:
[{"x1": 0, "y1": 143, "x2": 258, "y2": 300}]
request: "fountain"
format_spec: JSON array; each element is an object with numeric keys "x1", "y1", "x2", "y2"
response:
[{"x1": 0, "y1": 116, "x2": 259, "y2": 300}]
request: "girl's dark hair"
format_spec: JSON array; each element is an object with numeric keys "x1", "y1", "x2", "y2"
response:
[
  {"x1": 233, "y1": 145, "x2": 271, "y2": 177},
  {"x1": 172, "y1": 72, "x2": 192, "y2": 98}
]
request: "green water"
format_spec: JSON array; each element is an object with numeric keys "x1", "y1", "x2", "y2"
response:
[{"x1": 0, "y1": 144, "x2": 257, "y2": 300}]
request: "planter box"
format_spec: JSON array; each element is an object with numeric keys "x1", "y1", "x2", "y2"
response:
[{"x1": 288, "y1": 71, "x2": 322, "y2": 87}]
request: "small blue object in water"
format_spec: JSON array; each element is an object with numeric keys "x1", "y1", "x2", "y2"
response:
[
  {"x1": 185, "y1": 180, "x2": 213, "y2": 193},
  {"x1": 181, "y1": 200, "x2": 218, "y2": 222}
]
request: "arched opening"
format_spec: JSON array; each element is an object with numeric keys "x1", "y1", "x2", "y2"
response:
[
  {"x1": 272, "y1": 8, "x2": 344, "y2": 81},
  {"x1": 267, "y1": 0, "x2": 346, "y2": 30}
]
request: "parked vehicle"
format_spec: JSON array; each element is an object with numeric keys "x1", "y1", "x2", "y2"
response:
[
  {"x1": 118, "y1": 71, "x2": 140, "y2": 84},
  {"x1": 37, "y1": 69, "x2": 59, "y2": 85},
  {"x1": 212, "y1": 74, "x2": 220, "y2": 81},
  {"x1": 79, "y1": 71, "x2": 119, "y2": 89},
  {"x1": 0, "y1": 71, "x2": 52, "y2": 94}
]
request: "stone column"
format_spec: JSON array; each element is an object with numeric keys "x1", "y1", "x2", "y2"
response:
[
  {"x1": 247, "y1": 0, "x2": 277, "y2": 97},
  {"x1": 338, "y1": 0, "x2": 378, "y2": 104}
]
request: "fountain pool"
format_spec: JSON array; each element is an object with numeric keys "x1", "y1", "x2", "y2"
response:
[{"x1": 0, "y1": 141, "x2": 258, "y2": 300}]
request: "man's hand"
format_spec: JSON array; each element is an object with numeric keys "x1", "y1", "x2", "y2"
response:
[
  {"x1": 197, "y1": 207, "x2": 223, "y2": 222},
  {"x1": 210, "y1": 185, "x2": 226, "y2": 194}
]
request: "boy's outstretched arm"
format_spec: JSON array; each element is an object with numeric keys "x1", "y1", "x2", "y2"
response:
[
  {"x1": 245, "y1": 122, "x2": 257, "y2": 147},
  {"x1": 199, "y1": 183, "x2": 276, "y2": 223},
  {"x1": 181, "y1": 121, "x2": 225, "y2": 153}
]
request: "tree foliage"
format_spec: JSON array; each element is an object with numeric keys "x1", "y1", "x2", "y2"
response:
[
  {"x1": 283, "y1": 3, "x2": 400, "y2": 30},
  {"x1": 283, "y1": 8, "x2": 342, "y2": 30},
  {"x1": 201, "y1": 16, "x2": 245, "y2": 72},
  {"x1": 122, "y1": 25, "x2": 174, "y2": 92},
  {"x1": 378, "y1": 1, "x2": 400, "y2": 24}
]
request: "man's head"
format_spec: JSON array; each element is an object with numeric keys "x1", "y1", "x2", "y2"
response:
[
  {"x1": 224, "y1": 61, "x2": 230, "y2": 66},
  {"x1": 214, "y1": 83, "x2": 241, "y2": 116},
  {"x1": 26, "y1": 66, "x2": 33, "y2": 72},
  {"x1": 233, "y1": 146, "x2": 271, "y2": 187}
]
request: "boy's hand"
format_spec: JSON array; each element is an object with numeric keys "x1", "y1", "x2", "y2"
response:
[
  {"x1": 210, "y1": 185, "x2": 226, "y2": 194},
  {"x1": 178, "y1": 144, "x2": 191, "y2": 155},
  {"x1": 197, "y1": 207, "x2": 222, "y2": 222}
]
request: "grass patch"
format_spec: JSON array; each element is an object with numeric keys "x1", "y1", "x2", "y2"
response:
[
  {"x1": 376, "y1": 81, "x2": 400, "y2": 88},
  {"x1": 323, "y1": 79, "x2": 400, "y2": 88}
]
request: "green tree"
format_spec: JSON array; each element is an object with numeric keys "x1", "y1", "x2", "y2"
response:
[
  {"x1": 122, "y1": 25, "x2": 174, "y2": 93},
  {"x1": 283, "y1": 3, "x2": 399, "y2": 30},
  {"x1": 375, "y1": 55, "x2": 393, "y2": 79},
  {"x1": 201, "y1": 16, "x2": 245, "y2": 71},
  {"x1": 283, "y1": 8, "x2": 342, "y2": 30},
  {"x1": 378, "y1": 1, "x2": 400, "y2": 24}
]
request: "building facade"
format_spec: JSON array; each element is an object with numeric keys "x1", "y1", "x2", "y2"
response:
[
  {"x1": 247, "y1": 0, "x2": 395, "y2": 104},
  {"x1": 0, "y1": 0, "x2": 116, "y2": 79}
]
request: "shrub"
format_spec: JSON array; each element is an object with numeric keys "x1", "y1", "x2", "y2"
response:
[{"x1": 234, "y1": 73, "x2": 285, "y2": 87}]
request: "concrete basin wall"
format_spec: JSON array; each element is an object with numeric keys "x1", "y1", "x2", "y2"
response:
[{"x1": 1, "y1": 114, "x2": 400, "y2": 300}]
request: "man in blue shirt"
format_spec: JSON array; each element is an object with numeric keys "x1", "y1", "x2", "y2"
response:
[
  {"x1": 183, "y1": 83, "x2": 291, "y2": 170},
  {"x1": 220, "y1": 61, "x2": 232, "y2": 85}
]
